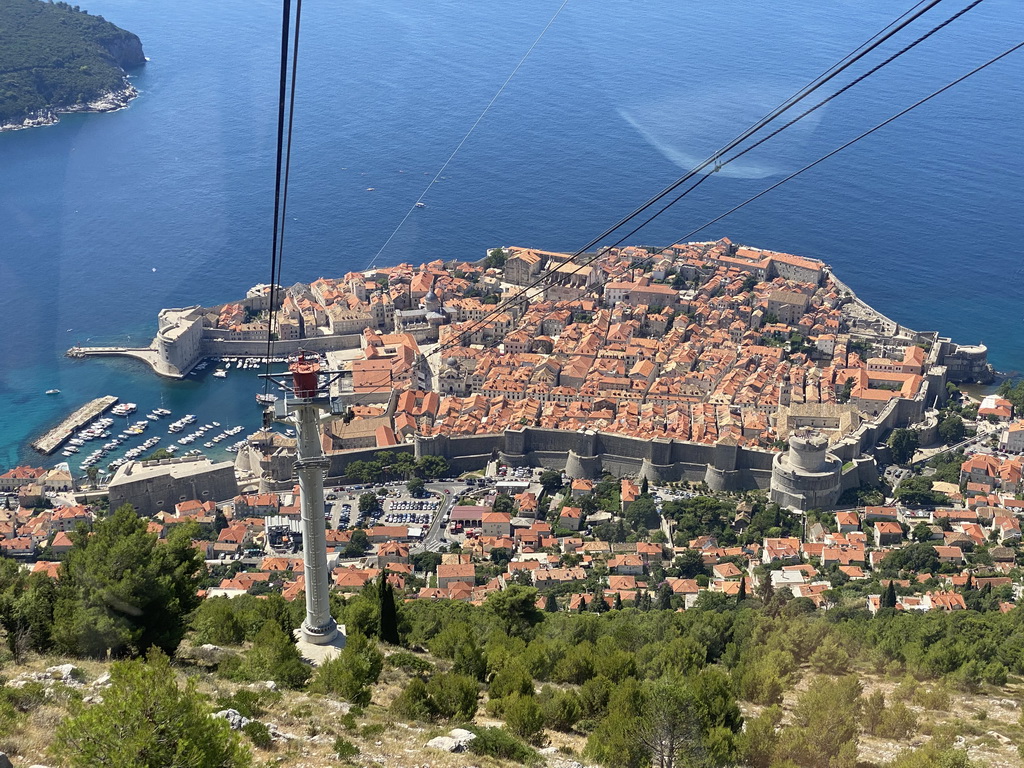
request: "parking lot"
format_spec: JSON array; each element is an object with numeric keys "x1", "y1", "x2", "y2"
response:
[
  {"x1": 494, "y1": 465, "x2": 543, "y2": 481},
  {"x1": 323, "y1": 481, "x2": 443, "y2": 531},
  {"x1": 382, "y1": 496, "x2": 438, "y2": 526}
]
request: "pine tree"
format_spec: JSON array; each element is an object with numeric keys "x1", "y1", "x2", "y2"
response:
[
  {"x1": 52, "y1": 650, "x2": 249, "y2": 768},
  {"x1": 52, "y1": 505, "x2": 204, "y2": 658},
  {"x1": 378, "y1": 576, "x2": 401, "y2": 645}
]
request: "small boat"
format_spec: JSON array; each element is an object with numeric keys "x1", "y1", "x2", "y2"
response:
[
  {"x1": 212, "y1": 369, "x2": 227, "y2": 378},
  {"x1": 256, "y1": 393, "x2": 278, "y2": 405},
  {"x1": 45, "y1": 389, "x2": 60, "y2": 395},
  {"x1": 415, "y1": 202, "x2": 426, "y2": 209}
]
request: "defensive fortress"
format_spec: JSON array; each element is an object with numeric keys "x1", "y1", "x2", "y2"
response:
[{"x1": 71, "y1": 239, "x2": 994, "y2": 511}]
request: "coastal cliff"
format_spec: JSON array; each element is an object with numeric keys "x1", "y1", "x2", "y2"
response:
[{"x1": 0, "y1": 0, "x2": 146, "y2": 131}]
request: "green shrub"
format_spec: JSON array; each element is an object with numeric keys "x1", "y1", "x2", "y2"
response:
[
  {"x1": 309, "y1": 632, "x2": 383, "y2": 706},
  {"x1": 233, "y1": 621, "x2": 310, "y2": 689},
  {"x1": 334, "y1": 736, "x2": 359, "y2": 760},
  {"x1": 386, "y1": 651, "x2": 433, "y2": 674},
  {"x1": 191, "y1": 597, "x2": 245, "y2": 646},
  {"x1": 242, "y1": 720, "x2": 273, "y2": 749},
  {"x1": 216, "y1": 653, "x2": 243, "y2": 680},
  {"x1": 50, "y1": 651, "x2": 250, "y2": 768},
  {"x1": 503, "y1": 693, "x2": 545, "y2": 744},
  {"x1": 391, "y1": 673, "x2": 479, "y2": 723},
  {"x1": 466, "y1": 725, "x2": 539, "y2": 765},
  {"x1": 360, "y1": 723, "x2": 386, "y2": 738},
  {"x1": 539, "y1": 686, "x2": 581, "y2": 732},
  {"x1": 877, "y1": 701, "x2": 917, "y2": 739},
  {"x1": 488, "y1": 662, "x2": 534, "y2": 700},
  {"x1": 2, "y1": 681, "x2": 48, "y2": 712},
  {"x1": 392, "y1": 677, "x2": 433, "y2": 721},
  {"x1": 912, "y1": 685, "x2": 951, "y2": 712},
  {"x1": 577, "y1": 676, "x2": 613, "y2": 719},
  {"x1": 427, "y1": 673, "x2": 479, "y2": 721}
]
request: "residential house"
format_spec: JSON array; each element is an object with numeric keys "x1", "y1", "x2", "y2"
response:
[
  {"x1": 874, "y1": 521, "x2": 904, "y2": 547},
  {"x1": 558, "y1": 506, "x2": 583, "y2": 531},
  {"x1": 607, "y1": 554, "x2": 645, "y2": 576},
  {"x1": 481, "y1": 511, "x2": 512, "y2": 538},
  {"x1": 437, "y1": 563, "x2": 476, "y2": 590},
  {"x1": 933, "y1": 545, "x2": 965, "y2": 565}
]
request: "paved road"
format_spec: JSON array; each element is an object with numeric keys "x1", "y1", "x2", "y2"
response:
[
  {"x1": 419, "y1": 480, "x2": 467, "y2": 552},
  {"x1": 908, "y1": 422, "x2": 999, "y2": 467}
]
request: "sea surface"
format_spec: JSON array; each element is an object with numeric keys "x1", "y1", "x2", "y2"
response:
[{"x1": 1, "y1": 0, "x2": 1022, "y2": 471}]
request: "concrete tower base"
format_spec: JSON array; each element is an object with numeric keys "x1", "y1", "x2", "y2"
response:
[
  {"x1": 294, "y1": 625, "x2": 347, "y2": 666},
  {"x1": 300, "y1": 619, "x2": 339, "y2": 646}
]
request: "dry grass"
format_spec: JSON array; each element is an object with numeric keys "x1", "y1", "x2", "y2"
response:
[
  {"x1": 746, "y1": 663, "x2": 1024, "y2": 768},
  {"x1": 3, "y1": 648, "x2": 1023, "y2": 768}
]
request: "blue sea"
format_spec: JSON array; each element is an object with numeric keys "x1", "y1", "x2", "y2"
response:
[{"x1": 1, "y1": 0, "x2": 1022, "y2": 470}]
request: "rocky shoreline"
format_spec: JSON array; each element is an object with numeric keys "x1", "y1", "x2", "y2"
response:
[{"x1": 0, "y1": 83, "x2": 139, "y2": 133}]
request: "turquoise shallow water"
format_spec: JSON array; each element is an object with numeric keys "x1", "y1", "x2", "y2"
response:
[{"x1": 1, "y1": 0, "x2": 1022, "y2": 469}]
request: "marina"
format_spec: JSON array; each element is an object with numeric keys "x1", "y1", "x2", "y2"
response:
[
  {"x1": 30, "y1": 395, "x2": 118, "y2": 455},
  {"x1": 39, "y1": 392, "x2": 258, "y2": 477}
]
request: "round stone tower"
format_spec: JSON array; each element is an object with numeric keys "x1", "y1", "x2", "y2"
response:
[{"x1": 770, "y1": 430, "x2": 843, "y2": 511}]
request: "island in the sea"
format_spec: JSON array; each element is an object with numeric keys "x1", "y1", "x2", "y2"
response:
[{"x1": 0, "y1": 0, "x2": 145, "y2": 131}]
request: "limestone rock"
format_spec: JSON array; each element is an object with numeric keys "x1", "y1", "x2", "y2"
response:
[
  {"x1": 212, "y1": 708, "x2": 251, "y2": 730},
  {"x1": 93, "y1": 672, "x2": 111, "y2": 687},
  {"x1": 448, "y1": 728, "x2": 476, "y2": 746},
  {"x1": 46, "y1": 664, "x2": 81, "y2": 682},
  {"x1": 426, "y1": 736, "x2": 460, "y2": 752}
]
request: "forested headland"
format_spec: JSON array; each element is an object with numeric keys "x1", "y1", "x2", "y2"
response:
[{"x1": 0, "y1": 0, "x2": 144, "y2": 128}]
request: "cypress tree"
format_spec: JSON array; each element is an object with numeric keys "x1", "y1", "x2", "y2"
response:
[
  {"x1": 612, "y1": 592, "x2": 622, "y2": 611},
  {"x1": 737, "y1": 577, "x2": 746, "y2": 602},
  {"x1": 656, "y1": 583, "x2": 673, "y2": 611},
  {"x1": 637, "y1": 590, "x2": 651, "y2": 611},
  {"x1": 544, "y1": 592, "x2": 558, "y2": 613},
  {"x1": 378, "y1": 576, "x2": 400, "y2": 645},
  {"x1": 881, "y1": 581, "x2": 897, "y2": 610},
  {"x1": 641, "y1": 477, "x2": 649, "y2": 495}
]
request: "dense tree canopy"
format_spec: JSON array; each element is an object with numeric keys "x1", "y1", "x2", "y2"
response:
[
  {"x1": 888, "y1": 429, "x2": 919, "y2": 465},
  {"x1": 52, "y1": 505, "x2": 205, "y2": 658},
  {"x1": 0, "y1": 0, "x2": 145, "y2": 124}
]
